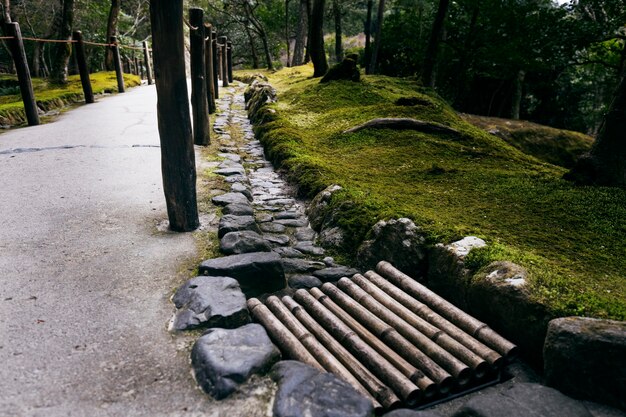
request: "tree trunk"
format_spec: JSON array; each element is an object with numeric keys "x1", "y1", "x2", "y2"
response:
[
  {"x1": 32, "y1": 41, "x2": 41, "y2": 77},
  {"x1": 422, "y1": 0, "x2": 449, "y2": 88},
  {"x1": 333, "y1": 0, "x2": 343, "y2": 63},
  {"x1": 244, "y1": 23, "x2": 260, "y2": 69},
  {"x1": 567, "y1": 74, "x2": 626, "y2": 187},
  {"x1": 368, "y1": 0, "x2": 385, "y2": 74},
  {"x1": 364, "y1": 0, "x2": 373, "y2": 74},
  {"x1": 292, "y1": 0, "x2": 307, "y2": 66},
  {"x1": 304, "y1": 0, "x2": 312, "y2": 63},
  {"x1": 510, "y1": 70, "x2": 525, "y2": 120},
  {"x1": 259, "y1": 28, "x2": 274, "y2": 70},
  {"x1": 285, "y1": 0, "x2": 290, "y2": 67},
  {"x1": 1, "y1": 0, "x2": 10, "y2": 24},
  {"x1": 50, "y1": 0, "x2": 75, "y2": 85},
  {"x1": 309, "y1": 0, "x2": 327, "y2": 77},
  {"x1": 105, "y1": 0, "x2": 121, "y2": 70}
]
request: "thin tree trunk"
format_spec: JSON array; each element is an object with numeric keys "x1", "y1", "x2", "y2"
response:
[
  {"x1": 364, "y1": 0, "x2": 373, "y2": 74},
  {"x1": 292, "y1": 0, "x2": 307, "y2": 66},
  {"x1": 368, "y1": 0, "x2": 385, "y2": 74},
  {"x1": 510, "y1": 70, "x2": 525, "y2": 120},
  {"x1": 105, "y1": 0, "x2": 121, "y2": 70},
  {"x1": 1, "y1": 0, "x2": 10, "y2": 24},
  {"x1": 333, "y1": 0, "x2": 343, "y2": 63},
  {"x1": 310, "y1": 0, "x2": 327, "y2": 77},
  {"x1": 259, "y1": 28, "x2": 274, "y2": 70},
  {"x1": 244, "y1": 23, "x2": 260, "y2": 69},
  {"x1": 304, "y1": 0, "x2": 312, "y2": 63},
  {"x1": 422, "y1": 0, "x2": 449, "y2": 88},
  {"x1": 453, "y1": 4, "x2": 479, "y2": 110},
  {"x1": 50, "y1": 0, "x2": 75, "y2": 85},
  {"x1": 285, "y1": 0, "x2": 290, "y2": 67}
]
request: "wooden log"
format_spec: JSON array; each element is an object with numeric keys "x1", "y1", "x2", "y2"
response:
[
  {"x1": 110, "y1": 36, "x2": 125, "y2": 93},
  {"x1": 227, "y1": 40, "x2": 233, "y2": 83},
  {"x1": 376, "y1": 261, "x2": 518, "y2": 359},
  {"x1": 211, "y1": 29, "x2": 219, "y2": 99},
  {"x1": 265, "y1": 296, "x2": 382, "y2": 411},
  {"x1": 219, "y1": 36, "x2": 228, "y2": 87},
  {"x1": 294, "y1": 289, "x2": 422, "y2": 406},
  {"x1": 321, "y1": 282, "x2": 456, "y2": 391},
  {"x1": 335, "y1": 278, "x2": 472, "y2": 385},
  {"x1": 282, "y1": 295, "x2": 401, "y2": 410},
  {"x1": 143, "y1": 40, "x2": 153, "y2": 85},
  {"x1": 248, "y1": 298, "x2": 324, "y2": 370},
  {"x1": 189, "y1": 7, "x2": 209, "y2": 146},
  {"x1": 363, "y1": 270, "x2": 503, "y2": 369},
  {"x1": 149, "y1": 0, "x2": 199, "y2": 232},
  {"x1": 343, "y1": 118, "x2": 460, "y2": 136},
  {"x1": 204, "y1": 23, "x2": 216, "y2": 114},
  {"x1": 5, "y1": 22, "x2": 39, "y2": 126},
  {"x1": 72, "y1": 31, "x2": 94, "y2": 104}
]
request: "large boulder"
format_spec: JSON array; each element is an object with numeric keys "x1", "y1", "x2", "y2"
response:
[
  {"x1": 220, "y1": 231, "x2": 272, "y2": 255},
  {"x1": 357, "y1": 218, "x2": 428, "y2": 279},
  {"x1": 307, "y1": 184, "x2": 343, "y2": 230},
  {"x1": 191, "y1": 324, "x2": 280, "y2": 399},
  {"x1": 451, "y1": 383, "x2": 593, "y2": 417},
  {"x1": 271, "y1": 361, "x2": 374, "y2": 417},
  {"x1": 544, "y1": 316, "x2": 626, "y2": 410},
  {"x1": 320, "y1": 54, "x2": 361, "y2": 83},
  {"x1": 170, "y1": 276, "x2": 250, "y2": 331},
  {"x1": 199, "y1": 252, "x2": 286, "y2": 297}
]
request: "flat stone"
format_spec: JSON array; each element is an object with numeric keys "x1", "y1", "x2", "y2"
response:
[
  {"x1": 222, "y1": 203, "x2": 254, "y2": 216},
  {"x1": 220, "y1": 231, "x2": 272, "y2": 255},
  {"x1": 313, "y1": 266, "x2": 359, "y2": 282},
  {"x1": 295, "y1": 227, "x2": 317, "y2": 242},
  {"x1": 452, "y1": 383, "x2": 593, "y2": 417},
  {"x1": 212, "y1": 192, "x2": 250, "y2": 206},
  {"x1": 271, "y1": 361, "x2": 373, "y2": 417},
  {"x1": 384, "y1": 410, "x2": 444, "y2": 417},
  {"x1": 263, "y1": 234, "x2": 290, "y2": 246},
  {"x1": 293, "y1": 242, "x2": 325, "y2": 256},
  {"x1": 272, "y1": 247, "x2": 305, "y2": 258},
  {"x1": 274, "y1": 211, "x2": 300, "y2": 220},
  {"x1": 199, "y1": 252, "x2": 286, "y2": 297},
  {"x1": 224, "y1": 175, "x2": 248, "y2": 184},
  {"x1": 170, "y1": 276, "x2": 250, "y2": 331},
  {"x1": 274, "y1": 218, "x2": 309, "y2": 227},
  {"x1": 215, "y1": 166, "x2": 246, "y2": 176},
  {"x1": 288, "y1": 275, "x2": 323, "y2": 290},
  {"x1": 230, "y1": 183, "x2": 253, "y2": 201},
  {"x1": 259, "y1": 222, "x2": 287, "y2": 234},
  {"x1": 218, "y1": 215, "x2": 261, "y2": 238},
  {"x1": 281, "y1": 258, "x2": 326, "y2": 274},
  {"x1": 263, "y1": 198, "x2": 295, "y2": 207},
  {"x1": 544, "y1": 317, "x2": 626, "y2": 409},
  {"x1": 255, "y1": 213, "x2": 274, "y2": 223},
  {"x1": 191, "y1": 324, "x2": 280, "y2": 399},
  {"x1": 218, "y1": 153, "x2": 241, "y2": 163}
]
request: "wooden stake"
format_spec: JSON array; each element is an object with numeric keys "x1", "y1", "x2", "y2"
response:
[
  {"x1": 204, "y1": 23, "x2": 216, "y2": 114},
  {"x1": 211, "y1": 29, "x2": 219, "y2": 99},
  {"x1": 5, "y1": 22, "x2": 39, "y2": 126},
  {"x1": 227, "y1": 40, "x2": 233, "y2": 83},
  {"x1": 110, "y1": 36, "x2": 125, "y2": 93},
  {"x1": 189, "y1": 7, "x2": 209, "y2": 146},
  {"x1": 143, "y1": 40, "x2": 153, "y2": 85},
  {"x1": 72, "y1": 31, "x2": 94, "y2": 104},
  {"x1": 219, "y1": 36, "x2": 228, "y2": 87}
]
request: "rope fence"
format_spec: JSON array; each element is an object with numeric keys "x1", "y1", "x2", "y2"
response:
[{"x1": 2, "y1": 34, "x2": 151, "y2": 50}]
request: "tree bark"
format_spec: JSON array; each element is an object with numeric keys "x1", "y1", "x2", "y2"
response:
[
  {"x1": 510, "y1": 70, "x2": 525, "y2": 120},
  {"x1": 364, "y1": 0, "x2": 373, "y2": 74},
  {"x1": 309, "y1": 0, "x2": 327, "y2": 77},
  {"x1": 285, "y1": 0, "x2": 290, "y2": 67},
  {"x1": 333, "y1": 0, "x2": 343, "y2": 63},
  {"x1": 50, "y1": 0, "x2": 75, "y2": 85},
  {"x1": 304, "y1": 0, "x2": 312, "y2": 63},
  {"x1": 422, "y1": 0, "x2": 449, "y2": 88},
  {"x1": 105, "y1": 0, "x2": 121, "y2": 70},
  {"x1": 292, "y1": 0, "x2": 307, "y2": 66},
  {"x1": 568, "y1": 74, "x2": 626, "y2": 187},
  {"x1": 244, "y1": 23, "x2": 260, "y2": 69},
  {"x1": 368, "y1": 0, "x2": 385, "y2": 74}
]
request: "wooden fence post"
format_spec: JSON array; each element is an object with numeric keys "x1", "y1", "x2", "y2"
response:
[
  {"x1": 189, "y1": 7, "x2": 209, "y2": 146},
  {"x1": 111, "y1": 36, "x2": 125, "y2": 93},
  {"x1": 211, "y1": 29, "x2": 219, "y2": 99},
  {"x1": 5, "y1": 22, "x2": 39, "y2": 126},
  {"x1": 143, "y1": 40, "x2": 153, "y2": 85},
  {"x1": 204, "y1": 23, "x2": 216, "y2": 114},
  {"x1": 72, "y1": 31, "x2": 94, "y2": 104},
  {"x1": 227, "y1": 40, "x2": 233, "y2": 83},
  {"x1": 219, "y1": 36, "x2": 228, "y2": 87},
  {"x1": 134, "y1": 56, "x2": 140, "y2": 77},
  {"x1": 217, "y1": 44, "x2": 223, "y2": 81},
  {"x1": 149, "y1": 0, "x2": 199, "y2": 232}
]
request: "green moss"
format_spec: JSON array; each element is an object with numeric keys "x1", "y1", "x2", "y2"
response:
[{"x1": 238, "y1": 64, "x2": 626, "y2": 321}]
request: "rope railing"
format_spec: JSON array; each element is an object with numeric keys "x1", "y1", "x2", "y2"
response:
[{"x1": 2, "y1": 34, "x2": 151, "y2": 51}]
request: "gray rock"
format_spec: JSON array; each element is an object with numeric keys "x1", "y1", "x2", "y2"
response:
[
  {"x1": 452, "y1": 383, "x2": 593, "y2": 417},
  {"x1": 220, "y1": 231, "x2": 272, "y2": 255},
  {"x1": 357, "y1": 218, "x2": 427, "y2": 278},
  {"x1": 230, "y1": 183, "x2": 253, "y2": 201},
  {"x1": 218, "y1": 153, "x2": 241, "y2": 163},
  {"x1": 222, "y1": 203, "x2": 254, "y2": 216},
  {"x1": 271, "y1": 361, "x2": 374, "y2": 417},
  {"x1": 212, "y1": 192, "x2": 250, "y2": 207},
  {"x1": 263, "y1": 234, "x2": 291, "y2": 246},
  {"x1": 272, "y1": 247, "x2": 305, "y2": 258},
  {"x1": 294, "y1": 242, "x2": 325, "y2": 256},
  {"x1": 215, "y1": 166, "x2": 246, "y2": 176},
  {"x1": 295, "y1": 227, "x2": 317, "y2": 242},
  {"x1": 322, "y1": 257, "x2": 337, "y2": 266},
  {"x1": 171, "y1": 276, "x2": 250, "y2": 331},
  {"x1": 263, "y1": 198, "x2": 295, "y2": 207},
  {"x1": 307, "y1": 184, "x2": 343, "y2": 230},
  {"x1": 288, "y1": 275, "x2": 323, "y2": 289},
  {"x1": 191, "y1": 324, "x2": 280, "y2": 399},
  {"x1": 319, "y1": 226, "x2": 346, "y2": 249},
  {"x1": 199, "y1": 252, "x2": 286, "y2": 297},
  {"x1": 274, "y1": 211, "x2": 300, "y2": 220},
  {"x1": 255, "y1": 213, "x2": 274, "y2": 223},
  {"x1": 384, "y1": 410, "x2": 444, "y2": 417},
  {"x1": 218, "y1": 215, "x2": 261, "y2": 238},
  {"x1": 259, "y1": 222, "x2": 287, "y2": 234},
  {"x1": 224, "y1": 175, "x2": 248, "y2": 184},
  {"x1": 274, "y1": 218, "x2": 309, "y2": 227},
  {"x1": 281, "y1": 258, "x2": 326, "y2": 274},
  {"x1": 313, "y1": 266, "x2": 360, "y2": 282},
  {"x1": 544, "y1": 317, "x2": 626, "y2": 410}
]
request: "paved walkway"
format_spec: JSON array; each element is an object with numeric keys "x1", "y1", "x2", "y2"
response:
[{"x1": 0, "y1": 86, "x2": 216, "y2": 416}]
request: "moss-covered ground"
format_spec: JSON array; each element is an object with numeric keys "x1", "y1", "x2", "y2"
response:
[
  {"x1": 0, "y1": 71, "x2": 141, "y2": 127},
  {"x1": 238, "y1": 64, "x2": 626, "y2": 321}
]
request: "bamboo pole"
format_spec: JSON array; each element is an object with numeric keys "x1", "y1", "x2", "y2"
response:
[
  {"x1": 351, "y1": 274, "x2": 490, "y2": 377},
  {"x1": 247, "y1": 298, "x2": 324, "y2": 371},
  {"x1": 363, "y1": 270, "x2": 503, "y2": 369},
  {"x1": 294, "y1": 289, "x2": 422, "y2": 406},
  {"x1": 376, "y1": 261, "x2": 517, "y2": 359},
  {"x1": 266, "y1": 296, "x2": 382, "y2": 412}
]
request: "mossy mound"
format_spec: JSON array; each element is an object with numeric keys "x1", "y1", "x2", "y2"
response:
[{"x1": 238, "y1": 64, "x2": 626, "y2": 321}]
